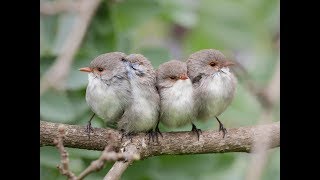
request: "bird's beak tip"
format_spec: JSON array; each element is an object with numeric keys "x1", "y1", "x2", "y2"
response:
[
  {"x1": 179, "y1": 74, "x2": 189, "y2": 80},
  {"x1": 79, "y1": 67, "x2": 92, "y2": 73}
]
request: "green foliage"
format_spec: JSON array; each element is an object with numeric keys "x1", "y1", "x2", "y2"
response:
[{"x1": 40, "y1": 0, "x2": 279, "y2": 179}]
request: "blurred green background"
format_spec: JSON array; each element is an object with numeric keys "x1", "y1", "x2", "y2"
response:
[{"x1": 40, "y1": 0, "x2": 280, "y2": 179}]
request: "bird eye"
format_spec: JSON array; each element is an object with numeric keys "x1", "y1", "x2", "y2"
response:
[
  {"x1": 210, "y1": 62, "x2": 216, "y2": 67},
  {"x1": 97, "y1": 67, "x2": 104, "y2": 72},
  {"x1": 170, "y1": 76, "x2": 176, "y2": 80}
]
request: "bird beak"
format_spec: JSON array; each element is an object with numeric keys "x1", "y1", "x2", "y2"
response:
[
  {"x1": 79, "y1": 67, "x2": 92, "y2": 73},
  {"x1": 222, "y1": 60, "x2": 235, "y2": 67},
  {"x1": 179, "y1": 74, "x2": 189, "y2": 80}
]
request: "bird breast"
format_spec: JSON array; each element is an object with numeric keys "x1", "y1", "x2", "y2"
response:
[
  {"x1": 198, "y1": 72, "x2": 236, "y2": 119},
  {"x1": 160, "y1": 79, "x2": 194, "y2": 127},
  {"x1": 85, "y1": 74, "x2": 123, "y2": 122}
]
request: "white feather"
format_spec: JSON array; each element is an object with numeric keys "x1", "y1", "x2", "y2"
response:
[
  {"x1": 160, "y1": 79, "x2": 194, "y2": 127},
  {"x1": 201, "y1": 68, "x2": 235, "y2": 117},
  {"x1": 129, "y1": 80, "x2": 157, "y2": 131},
  {"x1": 85, "y1": 74, "x2": 122, "y2": 122}
]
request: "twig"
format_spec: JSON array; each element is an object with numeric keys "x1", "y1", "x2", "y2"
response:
[
  {"x1": 53, "y1": 126, "x2": 140, "y2": 180},
  {"x1": 40, "y1": 121, "x2": 280, "y2": 157},
  {"x1": 40, "y1": 0, "x2": 101, "y2": 95},
  {"x1": 104, "y1": 145, "x2": 139, "y2": 180},
  {"x1": 54, "y1": 124, "x2": 77, "y2": 180},
  {"x1": 104, "y1": 161, "x2": 131, "y2": 180},
  {"x1": 77, "y1": 145, "x2": 140, "y2": 180}
]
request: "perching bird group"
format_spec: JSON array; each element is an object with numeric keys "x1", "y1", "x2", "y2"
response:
[{"x1": 79, "y1": 49, "x2": 237, "y2": 141}]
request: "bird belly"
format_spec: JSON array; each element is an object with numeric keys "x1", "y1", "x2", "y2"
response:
[
  {"x1": 160, "y1": 80, "x2": 194, "y2": 128},
  {"x1": 198, "y1": 74, "x2": 235, "y2": 120},
  {"x1": 86, "y1": 76, "x2": 122, "y2": 122},
  {"x1": 130, "y1": 87, "x2": 158, "y2": 132}
]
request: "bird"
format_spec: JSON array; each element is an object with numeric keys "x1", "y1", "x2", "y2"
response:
[
  {"x1": 156, "y1": 60, "x2": 201, "y2": 140},
  {"x1": 79, "y1": 52, "x2": 131, "y2": 137},
  {"x1": 186, "y1": 49, "x2": 236, "y2": 138},
  {"x1": 119, "y1": 54, "x2": 160, "y2": 141}
]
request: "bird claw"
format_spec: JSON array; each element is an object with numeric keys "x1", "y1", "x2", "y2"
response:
[
  {"x1": 85, "y1": 113, "x2": 95, "y2": 140},
  {"x1": 155, "y1": 125, "x2": 163, "y2": 138},
  {"x1": 216, "y1": 116, "x2": 227, "y2": 138},
  {"x1": 191, "y1": 123, "x2": 202, "y2": 141},
  {"x1": 85, "y1": 121, "x2": 94, "y2": 140},
  {"x1": 121, "y1": 130, "x2": 135, "y2": 143},
  {"x1": 145, "y1": 129, "x2": 162, "y2": 144}
]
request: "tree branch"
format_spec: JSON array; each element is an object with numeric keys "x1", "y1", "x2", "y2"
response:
[
  {"x1": 104, "y1": 145, "x2": 138, "y2": 180},
  {"x1": 40, "y1": 121, "x2": 280, "y2": 158},
  {"x1": 40, "y1": 0, "x2": 101, "y2": 95},
  {"x1": 77, "y1": 144, "x2": 139, "y2": 180},
  {"x1": 55, "y1": 124, "x2": 77, "y2": 180}
]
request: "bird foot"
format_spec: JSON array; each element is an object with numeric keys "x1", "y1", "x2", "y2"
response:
[
  {"x1": 121, "y1": 131, "x2": 135, "y2": 143},
  {"x1": 216, "y1": 116, "x2": 227, "y2": 138},
  {"x1": 85, "y1": 121, "x2": 94, "y2": 140},
  {"x1": 191, "y1": 123, "x2": 202, "y2": 141},
  {"x1": 145, "y1": 128, "x2": 162, "y2": 143}
]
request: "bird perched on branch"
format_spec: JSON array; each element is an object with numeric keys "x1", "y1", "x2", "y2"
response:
[
  {"x1": 186, "y1": 49, "x2": 237, "y2": 138},
  {"x1": 120, "y1": 54, "x2": 160, "y2": 141},
  {"x1": 79, "y1": 52, "x2": 131, "y2": 137},
  {"x1": 156, "y1": 60, "x2": 200, "y2": 140}
]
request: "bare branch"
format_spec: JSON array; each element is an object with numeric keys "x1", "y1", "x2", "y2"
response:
[
  {"x1": 41, "y1": 121, "x2": 280, "y2": 158},
  {"x1": 54, "y1": 124, "x2": 77, "y2": 180},
  {"x1": 104, "y1": 145, "x2": 139, "y2": 180},
  {"x1": 40, "y1": 0, "x2": 101, "y2": 95},
  {"x1": 77, "y1": 145, "x2": 140, "y2": 180}
]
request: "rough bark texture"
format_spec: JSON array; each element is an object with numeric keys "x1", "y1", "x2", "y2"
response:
[{"x1": 40, "y1": 121, "x2": 280, "y2": 159}]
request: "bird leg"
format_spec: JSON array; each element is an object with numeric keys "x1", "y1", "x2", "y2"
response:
[
  {"x1": 85, "y1": 113, "x2": 95, "y2": 139},
  {"x1": 145, "y1": 130, "x2": 157, "y2": 143},
  {"x1": 191, "y1": 123, "x2": 202, "y2": 141},
  {"x1": 215, "y1": 116, "x2": 227, "y2": 138},
  {"x1": 145, "y1": 121, "x2": 163, "y2": 144},
  {"x1": 154, "y1": 119, "x2": 163, "y2": 140},
  {"x1": 120, "y1": 130, "x2": 135, "y2": 143}
]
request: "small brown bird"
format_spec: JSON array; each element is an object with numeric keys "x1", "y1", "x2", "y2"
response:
[
  {"x1": 79, "y1": 52, "x2": 131, "y2": 135},
  {"x1": 119, "y1": 54, "x2": 160, "y2": 141},
  {"x1": 186, "y1": 49, "x2": 236, "y2": 138},
  {"x1": 156, "y1": 60, "x2": 201, "y2": 139}
]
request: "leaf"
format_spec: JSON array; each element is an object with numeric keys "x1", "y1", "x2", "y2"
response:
[
  {"x1": 110, "y1": 0, "x2": 161, "y2": 33},
  {"x1": 40, "y1": 90, "x2": 77, "y2": 123}
]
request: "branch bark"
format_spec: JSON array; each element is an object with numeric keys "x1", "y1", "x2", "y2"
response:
[
  {"x1": 103, "y1": 145, "x2": 138, "y2": 180},
  {"x1": 40, "y1": 121, "x2": 280, "y2": 159}
]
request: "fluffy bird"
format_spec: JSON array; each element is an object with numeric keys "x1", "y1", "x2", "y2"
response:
[
  {"x1": 119, "y1": 54, "x2": 160, "y2": 140},
  {"x1": 156, "y1": 60, "x2": 201, "y2": 139},
  {"x1": 79, "y1": 52, "x2": 131, "y2": 135},
  {"x1": 186, "y1": 49, "x2": 236, "y2": 137}
]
